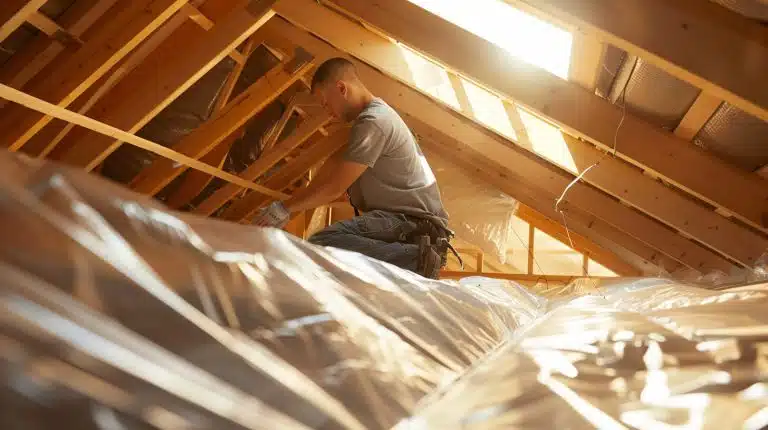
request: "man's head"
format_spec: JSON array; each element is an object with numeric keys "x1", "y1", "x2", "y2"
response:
[{"x1": 311, "y1": 57, "x2": 372, "y2": 122}]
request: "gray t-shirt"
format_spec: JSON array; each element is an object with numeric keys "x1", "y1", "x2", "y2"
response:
[{"x1": 344, "y1": 98, "x2": 449, "y2": 229}]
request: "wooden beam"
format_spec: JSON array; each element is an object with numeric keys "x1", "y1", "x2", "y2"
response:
[
  {"x1": 215, "y1": 127, "x2": 350, "y2": 221},
  {"x1": 526, "y1": 223, "x2": 535, "y2": 275},
  {"x1": 26, "y1": 11, "x2": 65, "y2": 37},
  {"x1": 674, "y1": 92, "x2": 722, "y2": 141},
  {"x1": 0, "y1": 0, "x2": 47, "y2": 43},
  {"x1": 130, "y1": 55, "x2": 314, "y2": 196},
  {"x1": 421, "y1": 137, "x2": 686, "y2": 276},
  {"x1": 0, "y1": 0, "x2": 117, "y2": 95},
  {"x1": 194, "y1": 112, "x2": 332, "y2": 216},
  {"x1": 54, "y1": 1, "x2": 278, "y2": 170},
  {"x1": 568, "y1": 31, "x2": 605, "y2": 91},
  {"x1": 556, "y1": 133, "x2": 767, "y2": 267},
  {"x1": 502, "y1": 0, "x2": 768, "y2": 123},
  {"x1": 439, "y1": 271, "x2": 617, "y2": 283},
  {"x1": 318, "y1": 0, "x2": 768, "y2": 234},
  {"x1": 26, "y1": 7, "x2": 197, "y2": 158},
  {"x1": 261, "y1": 16, "x2": 739, "y2": 272},
  {"x1": 0, "y1": 83, "x2": 287, "y2": 200},
  {"x1": 516, "y1": 204, "x2": 640, "y2": 276},
  {"x1": 0, "y1": 0, "x2": 189, "y2": 151}
]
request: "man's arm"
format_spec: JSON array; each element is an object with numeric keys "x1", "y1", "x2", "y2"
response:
[{"x1": 283, "y1": 150, "x2": 367, "y2": 213}]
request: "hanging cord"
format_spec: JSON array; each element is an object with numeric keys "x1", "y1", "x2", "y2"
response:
[{"x1": 553, "y1": 58, "x2": 639, "y2": 279}]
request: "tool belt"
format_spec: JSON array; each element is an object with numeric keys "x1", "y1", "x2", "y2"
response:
[{"x1": 403, "y1": 215, "x2": 463, "y2": 272}]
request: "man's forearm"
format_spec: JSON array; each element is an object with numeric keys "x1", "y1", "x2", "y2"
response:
[{"x1": 283, "y1": 180, "x2": 344, "y2": 213}]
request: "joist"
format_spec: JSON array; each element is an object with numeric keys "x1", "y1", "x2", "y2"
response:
[
  {"x1": 0, "y1": 83, "x2": 287, "y2": 200},
  {"x1": 26, "y1": 12, "x2": 66, "y2": 37},
  {"x1": 568, "y1": 31, "x2": 605, "y2": 92},
  {"x1": 555, "y1": 133, "x2": 768, "y2": 267},
  {"x1": 194, "y1": 112, "x2": 332, "y2": 217},
  {"x1": 259, "y1": 18, "x2": 736, "y2": 274},
  {"x1": 0, "y1": 0, "x2": 47, "y2": 43},
  {"x1": 53, "y1": 0, "x2": 278, "y2": 171},
  {"x1": 0, "y1": 0, "x2": 117, "y2": 95},
  {"x1": 130, "y1": 54, "x2": 314, "y2": 196},
  {"x1": 418, "y1": 132, "x2": 694, "y2": 276},
  {"x1": 24, "y1": 6, "x2": 202, "y2": 158},
  {"x1": 166, "y1": 81, "x2": 309, "y2": 209},
  {"x1": 317, "y1": 0, "x2": 768, "y2": 234},
  {"x1": 515, "y1": 205, "x2": 641, "y2": 277},
  {"x1": 217, "y1": 127, "x2": 350, "y2": 221},
  {"x1": 501, "y1": 0, "x2": 768, "y2": 123},
  {"x1": 0, "y1": 0, "x2": 189, "y2": 151},
  {"x1": 674, "y1": 92, "x2": 722, "y2": 141}
]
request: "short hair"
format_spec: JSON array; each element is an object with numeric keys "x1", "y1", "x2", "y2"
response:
[{"x1": 311, "y1": 57, "x2": 357, "y2": 91}]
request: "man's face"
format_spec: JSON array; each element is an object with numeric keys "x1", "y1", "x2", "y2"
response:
[{"x1": 315, "y1": 80, "x2": 351, "y2": 122}]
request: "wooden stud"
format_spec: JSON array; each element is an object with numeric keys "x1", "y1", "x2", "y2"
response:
[
  {"x1": 527, "y1": 224, "x2": 535, "y2": 275},
  {"x1": 218, "y1": 127, "x2": 351, "y2": 222},
  {"x1": 502, "y1": 0, "x2": 768, "y2": 123},
  {"x1": 515, "y1": 204, "x2": 640, "y2": 277},
  {"x1": 0, "y1": 0, "x2": 117, "y2": 98},
  {"x1": 582, "y1": 253, "x2": 589, "y2": 276},
  {"x1": 0, "y1": 0, "x2": 47, "y2": 43},
  {"x1": 26, "y1": 11, "x2": 64, "y2": 37},
  {"x1": 568, "y1": 31, "x2": 605, "y2": 91},
  {"x1": 130, "y1": 57, "x2": 314, "y2": 196},
  {"x1": 674, "y1": 92, "x2": 722, "y2": 141},
  {"x1": 193, "y1": 112, "x2": 332, "y2": 216},
  {"x1": 0, "y1": 0, "x2": 189, "y2": 151},
  {"x1": 0, "y1": 83, "x2": 287, "y2": 199},
  {"x1": 315, "y1": 0, "x2": 768, "y2": 233},
  {"x1": 28, "y1": 9, "x2": 196, "y2": 158},
  {"x1": 54, "y1": 2, "x2": 279, "y2": 170}
]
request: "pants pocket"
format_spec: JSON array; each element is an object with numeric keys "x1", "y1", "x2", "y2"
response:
[{"x1": 356, "y1": 211, "x2": 416, "y2": 243}]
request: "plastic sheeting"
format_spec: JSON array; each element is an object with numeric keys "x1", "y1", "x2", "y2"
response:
[
  {"x1": 0, "y1": 151, "x2": 536, "y2": 430},
  {"x1": 425, "y1": 149, "x2": 520, "y2": 264},
  {"x1": 3, "y1": 151, "x2": 768, "y2": 430},
  {"x1": 399, "y1": 277, "x2": 768, "y2": 429}
]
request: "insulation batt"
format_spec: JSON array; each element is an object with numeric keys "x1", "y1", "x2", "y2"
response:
[{"x1": 0, "y1": 151, "x2": 767, "y2": 429}]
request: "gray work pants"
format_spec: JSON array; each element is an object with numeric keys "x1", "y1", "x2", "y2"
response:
[{"x1": 309, "y1": 210, "x2": 420, "y2": 272}]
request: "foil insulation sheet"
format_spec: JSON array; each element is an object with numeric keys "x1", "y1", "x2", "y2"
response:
[{"x1": 1, "y1": 151, "x2": 768, "y2": 429}]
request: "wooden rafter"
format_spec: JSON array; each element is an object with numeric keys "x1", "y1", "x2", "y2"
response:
[
  {"x1": 674, "y1": 92, "x2": 722, "y2": 141},
  {"x1": 194, "y1": 111, "x2": 332, "y2": 216},
  {"x1": 0, "y1": 0, "x2": 47, "y2": 43},
  {"x1": 318, "y1": 0, "x2": 768, "y2": 235},
  {"x1": 0, "y1": 0, "x2": 189, "y2": 151},
  {"x1": 515, "y1": 205, "x2": 640, "y2": 276},
  {"x1": 0, "y1": 83, "x2": 287, "y2": 200},
  {"x1": 218, "y1": 127, "x2": 350, "y2": 222},
  {"x1": 502, "y1": 0, "x2": 768, "y2": 123},
  {"x1": 0, "y1": 0, "x2": 117, "y2": 97},
  {"x1": 52, "y1": 1, "x2": 278, "y2": 170},
  {"x1": 129, "y1": 52, "x2": 314, "y2": 196},
  {"x1": 257, "y1": 21, "x2": 733, "y2": 274},
  {"x1": 568, "y1": 31, "x2": 605, "y2": 92}
]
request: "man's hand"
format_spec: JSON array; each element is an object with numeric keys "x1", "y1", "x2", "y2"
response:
[{"x1": 252, "y1": 201, "x2": 291, "y2": 228}]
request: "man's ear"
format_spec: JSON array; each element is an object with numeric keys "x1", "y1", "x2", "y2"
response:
[{"x1": 337, "y1": 81, "x2": 347, "y2": 97}]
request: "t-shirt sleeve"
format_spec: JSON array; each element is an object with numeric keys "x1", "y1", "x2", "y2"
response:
[{"x1": 344, "y1": 118, "x2": 387, "y2": 168}]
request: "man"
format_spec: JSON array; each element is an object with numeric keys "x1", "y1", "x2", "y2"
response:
[{"x1": 254, "y1": 57, "x2": 453, "y2": 279}]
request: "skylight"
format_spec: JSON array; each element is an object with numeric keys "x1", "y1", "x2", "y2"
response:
[{"x1": 408, "y1": 0, "x2": 573, "y2": 79}]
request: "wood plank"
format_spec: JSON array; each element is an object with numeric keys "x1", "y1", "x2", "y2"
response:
[
  {"x1": 0, "y1": 0, "x2": 117, "y2": 95},
  {"x1": 0, "y1": 0, "x2": 47, "y2": 43},
  {"x1": 26, "y1": 11, "x2": 65, "y2": 37},
  {"x1": 439, "y1": 271, "x2": 617, "y2": 283},
  {"x1": 219, "y1": 127, "x2": 350, "y2": 222},
  {"x1": 55, "y1": 1, "x2": 278, "y2": 170},
  {"x1": 526, "y1": 223, "x2": 535, "y2": 275},
  {"x1": 318, "y1": 0, "x2": 768, "y2": 234},
  {"x1": 0, "y1": 0, "x2": 189, "y2": 151},
  {"x1": 130, "y1": 57, "x2": 314, "y2": 196},
  {"x1": 674, "y1": 92, "x2": 722, "y2": 141},
  {"x1": 194, "y1": 112, "x2": 332, "y2": 216},
  {"x1": 261, "y1": 16, "x2": 740, "y2": 272},
  {"x1": 421, "y1": 136, "x2": 687, "y2": 276},
  {"x1": 568, "y1": 31, "x2": 605, "y2": 91},
  {"x1": 26, "y1": 8, "x2": 196, "y2": 158},
  {"x1": 502, "y1": 0, "x2": 768, "y2": 123},
  {"x1": 0, "y1": 83, "x2": 287, "y2": 199},
  {"x1": 516, "y1": 205, "x2": 640, "y2": 276}
]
